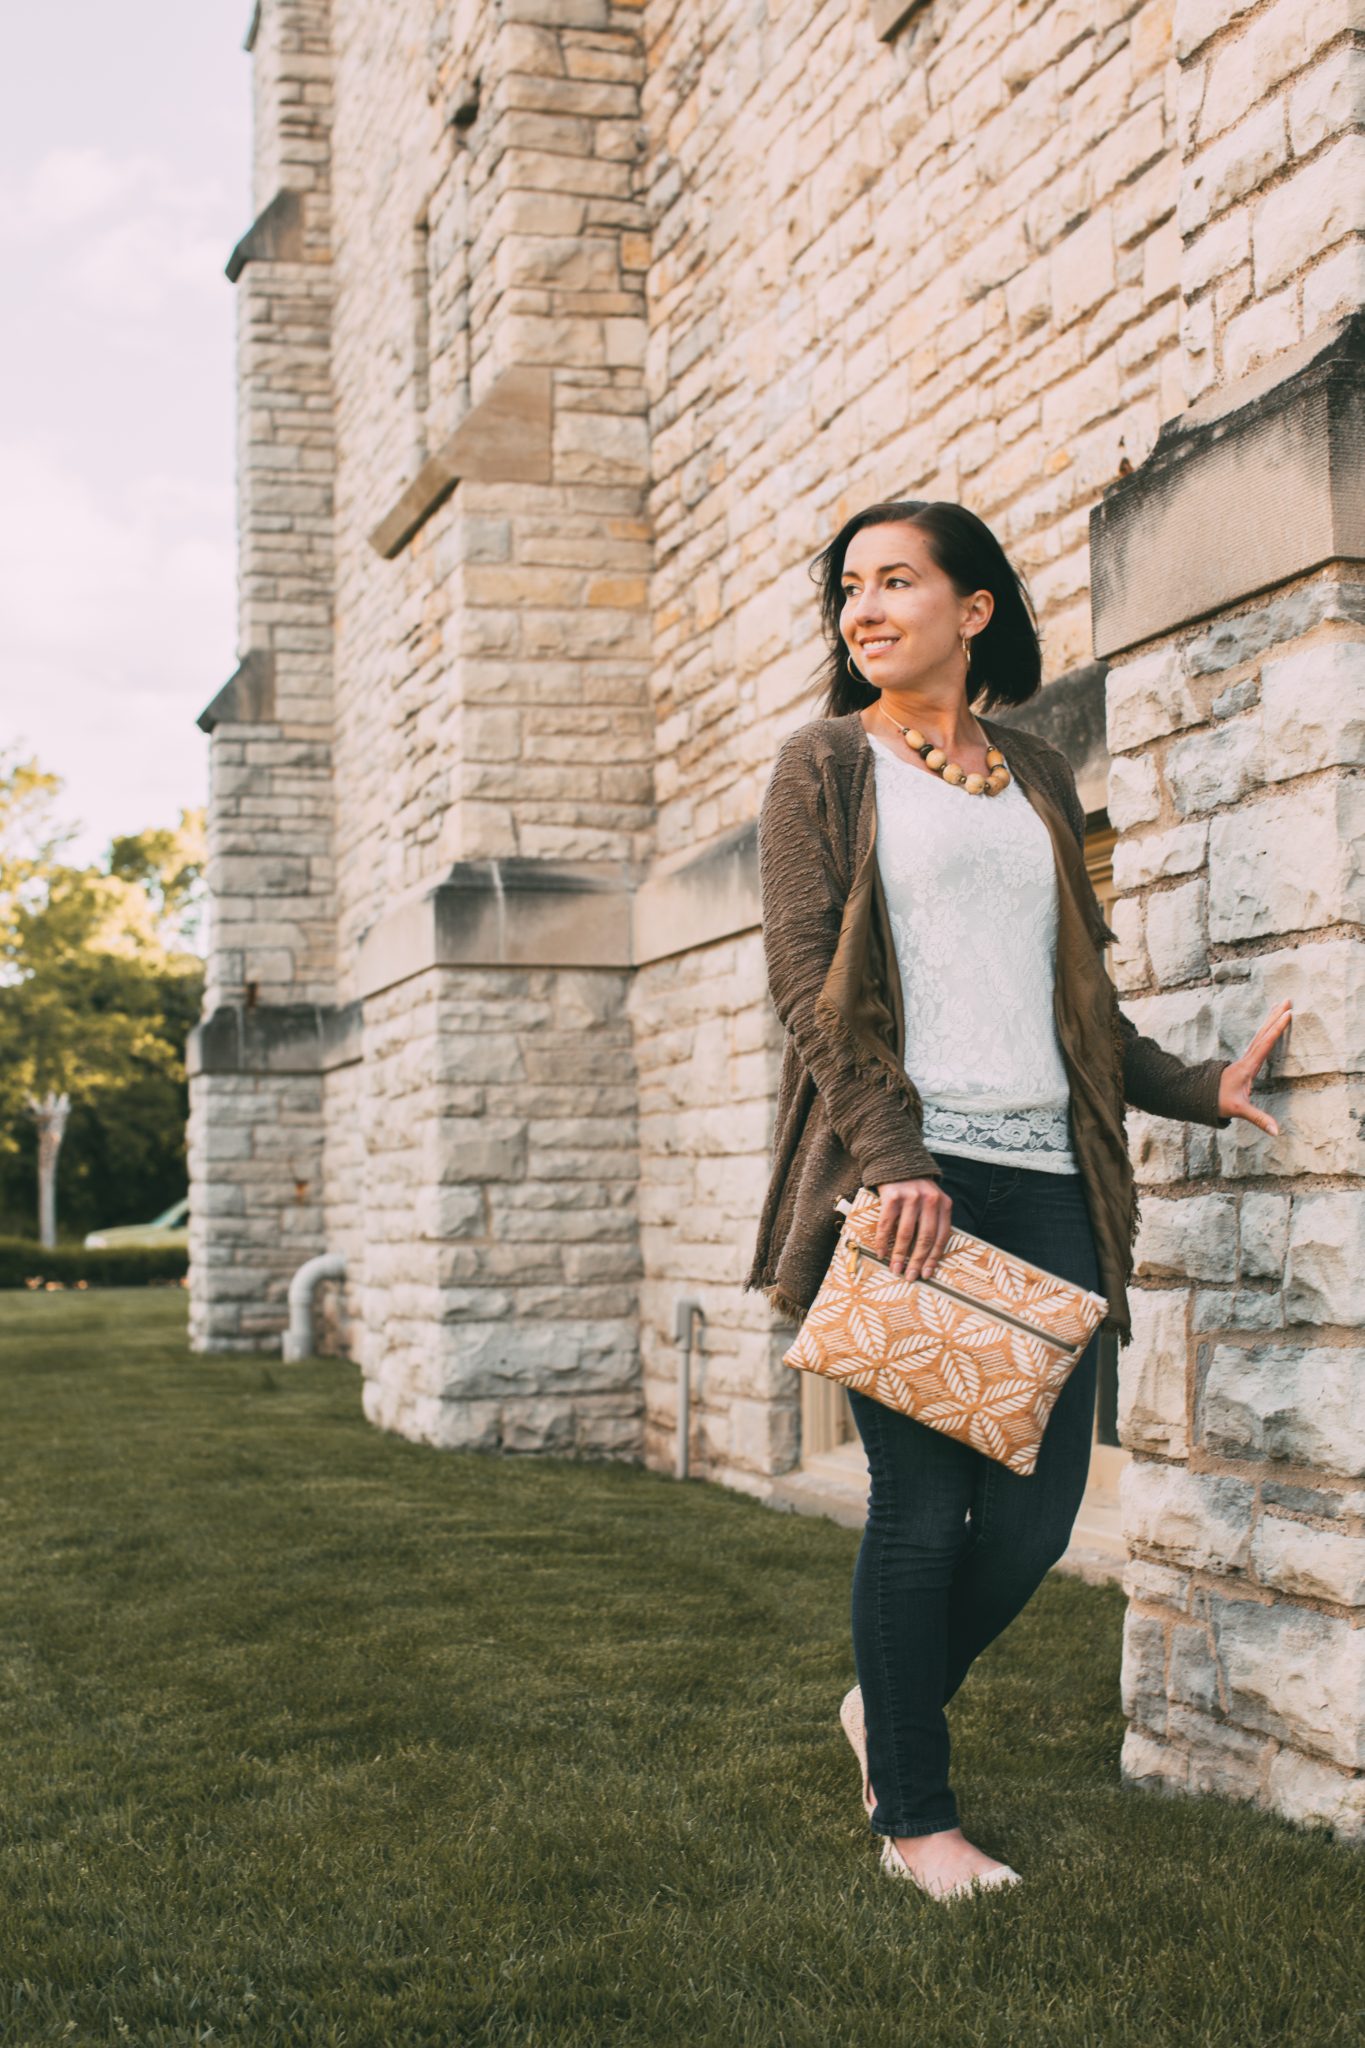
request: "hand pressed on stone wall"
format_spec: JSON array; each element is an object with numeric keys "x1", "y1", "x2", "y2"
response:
[{"x1": 1216, "y1": 999, "x2": 1294, "y2": 1136}]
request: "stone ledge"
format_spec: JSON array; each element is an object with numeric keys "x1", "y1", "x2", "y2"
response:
[
  {"x1": 633, "y1": 820, "x2": 757, "y2": 965},
  {"x1": 368, "y1": 364, "x2": 554, "y2": 559},
  {"x1": 1092, "y1": 310, "x2": 1365, "y2": 657},
  {"x1": 870, "y1": 0, "x2": 930, "y2": 41},
  {"x1": 225, "y1": 190, "x2": 305, "y2": 283},
  {"x1": 285, "y1": 671, "x2": 1117, "y2": 995},
  {"x1": 356, "y1": 856, "x2": 636, "y2": 997},
  {"x1": 188, "y1": 999, "x2": 362, "y2": 1079},
  {"x1": 196, "y1": 650, "x2": 276, "y2": 734}
]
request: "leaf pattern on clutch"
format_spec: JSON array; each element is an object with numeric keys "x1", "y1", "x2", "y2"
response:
[{"x1": 783, "y1": 1186, "x2": 1108, "y2": 1476}]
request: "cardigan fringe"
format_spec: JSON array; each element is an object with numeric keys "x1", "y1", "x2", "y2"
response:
[
  {"x1": 762, "y1": 1282, "x2": 811, "y2": 1327},
  {"x1": 812, "y1": 992, "x2": 930, "y2": 1140}
]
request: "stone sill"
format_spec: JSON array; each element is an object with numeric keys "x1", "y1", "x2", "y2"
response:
[
  {"x1": 1092, "y1": 310, "x2": 1365, "y2": 657},
  {"x1": 225, "y1": 189, "x2": 304, "y2": 282},
  {"x1": 189, "y1": 999, "x2": 361, "y2": 1079},
  {"x1": 870, "y1": 0, "x2": 929, "y2": 41},
  {"x1": 367, "y1": 364, "x2": 553, "y2": 559}
]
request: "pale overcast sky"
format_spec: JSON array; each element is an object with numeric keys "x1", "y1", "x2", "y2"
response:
[{"x1": 0, "y1": 2, "x2": 252, "y2": 866}]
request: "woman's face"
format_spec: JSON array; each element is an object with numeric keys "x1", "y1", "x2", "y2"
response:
[{"x1": 838, "y1": 521, "x2": 987, "y2": 691}]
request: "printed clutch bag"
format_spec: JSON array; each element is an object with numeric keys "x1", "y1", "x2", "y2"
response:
[{"x1": 782, "y1": 1184, "x2": 1108, "y2": 1476}]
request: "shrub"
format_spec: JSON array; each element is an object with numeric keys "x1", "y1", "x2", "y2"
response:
[{"x1": 0, "y1": 1238, "x2": 188, "y2": 1289}]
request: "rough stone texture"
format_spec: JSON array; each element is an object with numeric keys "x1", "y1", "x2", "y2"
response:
[
  {"x1": 1200, "y1": 1343, "x2": 1365, "y2": 1475},
  {"x1": 1121, "y1": 1459, "x2": 1255, "y2": 1575},
  {"x1": 1251, "y1": 1516, "x2": 1365, "y2": 1607},
  {"x1": 1239, "y1": 1192, "x2": 1289, "y2": 1279},
  {"x1": 1284, "y1": 1193, "x2": 1365, "y2": 1326},
  {"x1": 1144, "y1": 876, "x2": 1209, "y2": 986},
  {"x1": 1134, "y1": 1195, "x2": 1237, "y2": 1280},
  {"x1": 1208, "y1": 779, "x2": 1365, "y2": 943},
  {"x1": 629, "y1": 929, "x2": 797, "y2": 1491},
  {"x1": 187, "y1": 1070, "x2": 325, "y2": 1354},
  {"x1": 192, "y1": 0, "x2": 1365, "y2": 1838},
  {"x1": 1108, "y1": 582, "x2": 1365, "y2": 1836},
  {"x1": 1265, "y1": 1748, "x2": 1365, "y2": 1845},
  {"x1": 1117, "y1": 1289, "x2": 1190, "y2": 1459},
  {"x1": 353, "y1": 962, "x2": 644, "y2": 1457},
  {"x1": 1209, "y1": 1595, "x2": 1365, "y2": 1771},
  {"x1": 1212, "y1": 939, "x2": 1365, "y2": 1078}
]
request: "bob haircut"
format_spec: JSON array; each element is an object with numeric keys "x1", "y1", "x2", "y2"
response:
[{"x1": 810, "y1": 499, "x2": 1043, "y2": 718}]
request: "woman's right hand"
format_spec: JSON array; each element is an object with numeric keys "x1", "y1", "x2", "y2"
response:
[{"x1": 874, "y1": 1179, "x2": 953, "y2": 1282}]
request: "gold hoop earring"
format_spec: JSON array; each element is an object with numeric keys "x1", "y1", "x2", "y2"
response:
[
  {"x1": 847, "y1": 649, "x2": 870, "y2": 685},
  {"x1": 960, "y1": 633, "x2": 973, "y2": 670}
]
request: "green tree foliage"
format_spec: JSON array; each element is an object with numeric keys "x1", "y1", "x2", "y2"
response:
[{"x1": 0, "y1": 749, "x2": 206, "y2": 1241}]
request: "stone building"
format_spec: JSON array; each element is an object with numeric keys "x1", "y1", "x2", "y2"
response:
[{"x1": 191, "y1": 0, "x2": 1364, "y2": 1840}]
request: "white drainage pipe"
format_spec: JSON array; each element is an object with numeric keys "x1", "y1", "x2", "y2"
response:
[{"x1": 282, "y1": 1251, "x2": 347, "y2": 1361}]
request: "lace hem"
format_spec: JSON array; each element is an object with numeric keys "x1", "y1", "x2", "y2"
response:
[{"x1": 921, "y1": 1101, "x2": 1077, "y2": 1171}]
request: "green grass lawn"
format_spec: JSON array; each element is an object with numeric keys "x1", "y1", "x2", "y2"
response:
[{"x1": 2, "y1": 1291, "x2": 1361, "y2": 2047}]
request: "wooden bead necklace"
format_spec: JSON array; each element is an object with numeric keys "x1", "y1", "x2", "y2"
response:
[{"x1": 877, "y1": 704, "x2": 1012, "y2": 797}]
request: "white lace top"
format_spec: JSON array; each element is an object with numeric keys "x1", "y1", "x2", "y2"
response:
[{"x1": 868, "y1": 731, "x2": 1078, "y2": 1174}]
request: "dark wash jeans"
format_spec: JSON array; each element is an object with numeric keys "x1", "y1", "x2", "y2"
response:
[{"x1": 847, "y1": 1151, "x2": 1102, "y2": 1839}]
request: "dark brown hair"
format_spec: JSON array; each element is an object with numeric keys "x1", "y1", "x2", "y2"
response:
[{"x1": 810, "y1": 499, "x2": 1043, "y2": 717}]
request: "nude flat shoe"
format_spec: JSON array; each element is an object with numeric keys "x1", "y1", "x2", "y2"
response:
[
  {"x1": 839, "y1": 1684, "x2": 875, "y2": 1816},
  {"x1": 844, "y1": 1685, "x2": 1022, "y2": 1900},
  {"x1": 880, "y1": 1835, "x2": 1023, "y2": 1901}
]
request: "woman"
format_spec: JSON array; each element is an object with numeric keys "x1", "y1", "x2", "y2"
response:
[{"x1": 744, "y1": 499, "x2": 1291, "y2": 1903}]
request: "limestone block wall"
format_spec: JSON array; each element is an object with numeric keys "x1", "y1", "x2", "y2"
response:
[
  {"x1": 327, "y1": 0, "x2": 656, "y2": 977},
  {"x1": 1088, "y1": 0, "x2": 1365, "y2": 1841},
  {"x1": 640, "y1": 0, "x2": 1190, "y2": 863},
  {"x1": 211, "y1": 0, "x2": 337, "y2": 1014},
  {"x1": 1172, "y1": 0, "x2": 1365, "y2": 402},
  {"x1": 314, "y1": 0, "x2": 658, "y2": 1446},
  {"x1": 630, "y1": 922, "x2": 794, "y2": 1494},
  {"x1": 190, "y1": 0, "x2": 338, "y2": 1354},
  {"x1": 193, "y1": 0, "x2": 1365, "y2": 1843},
  {"x1": 187, "y1": 1068, "x2": 326, "y2": 1353},
  {"x1": 206, "y1": 718, "x2": 335, "y2": 1013},
  {"x1": 1106, "y1": 561, "x2": 1365, "y2": 1840},
  {"x1": 196, "y1": 0, "x2": 662, "y2": 1381},
  {"x1": 356, "y1": 959, "x2": 642, "y2": 1457}
]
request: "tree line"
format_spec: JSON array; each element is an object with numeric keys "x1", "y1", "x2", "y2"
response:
[{"x1": 0, "y1": 749, "x2": 205, "y2": 1244}]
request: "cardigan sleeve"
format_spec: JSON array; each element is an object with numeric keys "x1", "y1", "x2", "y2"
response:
[
  {"x1": 1050, "y1": 747, "x2": 1230, "y2": 1129},
  {"x1": 757, "y1": 730, "x2": 943, "y2": 1186}
]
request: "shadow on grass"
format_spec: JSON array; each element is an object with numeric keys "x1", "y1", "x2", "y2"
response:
[{"x1": 1, "y1": 1291, "x2": 1361, "y2": 2046}]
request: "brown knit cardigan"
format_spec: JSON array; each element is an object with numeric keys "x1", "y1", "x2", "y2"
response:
[{"x1": 742, "y1": 708, "x2": 1230, "y2": 1344}]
